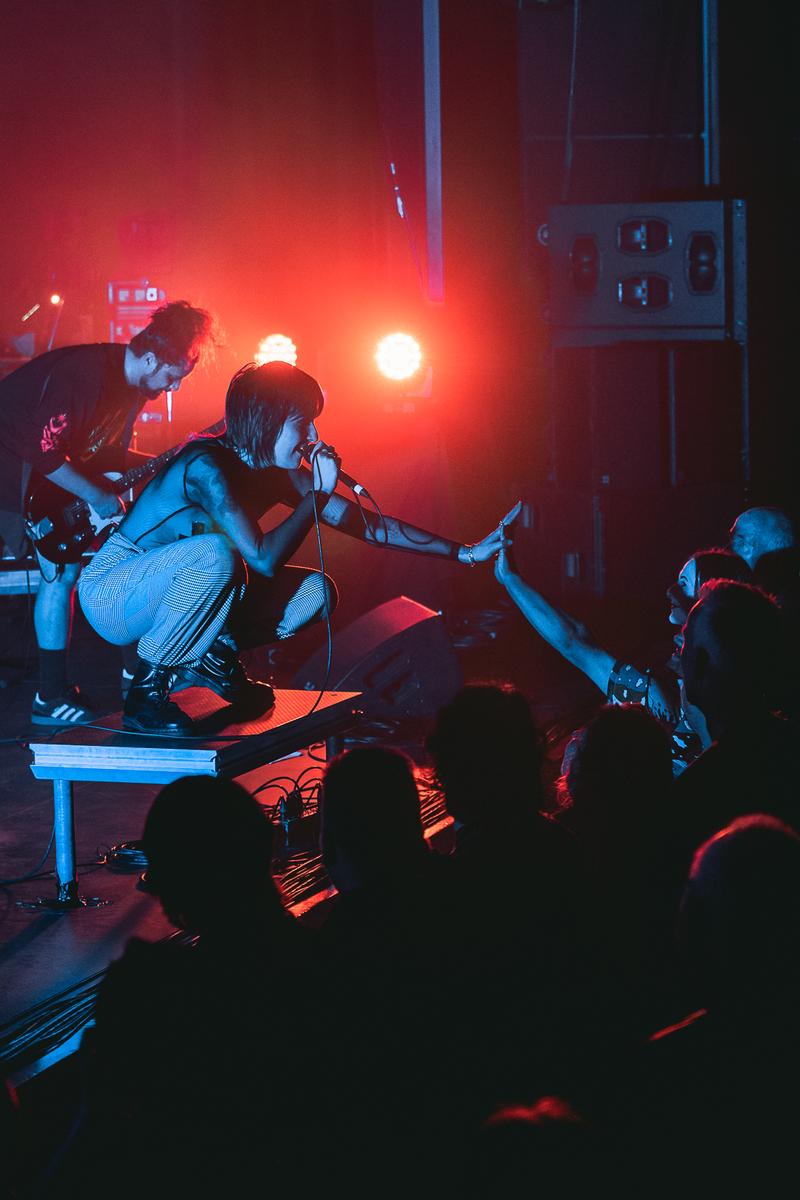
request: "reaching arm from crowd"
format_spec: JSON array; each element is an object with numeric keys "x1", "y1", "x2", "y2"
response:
[{"x1": 495, "y1": 544, "x2": 615, "y2": 693}]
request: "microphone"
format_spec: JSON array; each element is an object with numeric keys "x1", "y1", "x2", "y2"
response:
[
  {"x1": 334, "y1": 467, "x2": 369, "y2": 497},
  {"x1": 303, "y1": 447, "x2": 370, "y2": 497}
]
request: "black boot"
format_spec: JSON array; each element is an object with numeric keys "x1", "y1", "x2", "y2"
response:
[
  {"x1": 173, "y1": 640, "x2": 275, "y2": 711},
  {"x1": 123, "y1": 660, "x2": 195, "y2": 735}
]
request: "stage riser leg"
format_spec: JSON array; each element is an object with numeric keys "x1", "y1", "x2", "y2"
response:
[{"x1": 53, "y1": 780, "x2": 79, "y2": 905}]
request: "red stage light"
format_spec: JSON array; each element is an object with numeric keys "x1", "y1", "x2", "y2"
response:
[
  {"x1": 49, "y1": 293, "x2": 62, "y2": 306},
  {"x1": 375, "y1": 333, "x2": 422, "y2": 381},
  {"x1": 255, "y1": 333, "x2": 297, "y2": 366}
]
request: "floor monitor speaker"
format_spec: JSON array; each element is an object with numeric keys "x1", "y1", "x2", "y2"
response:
[{"x1": 292, "y1": 596, "x2": 462, "y2": 720}]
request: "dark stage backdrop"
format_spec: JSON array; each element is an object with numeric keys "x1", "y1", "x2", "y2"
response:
[
  {"x1": 513, "y1": 0, "x2": 799, "y2": 620},
  {"x1": 0, "y1": 1, "x2": 403, "y2": 384},
  {"x1": 0, "y1": 1, "x2": 796, "y2": 635}
]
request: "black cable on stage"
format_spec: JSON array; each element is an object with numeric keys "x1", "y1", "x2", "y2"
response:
[{"x1": 73, "y1": 721, "x2": 251, "y2": 741}]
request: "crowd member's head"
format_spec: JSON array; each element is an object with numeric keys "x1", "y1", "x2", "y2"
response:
[
  {"x1": 752, "y1": 545, "x2": 800, "y2": 606},
  {"x1": 680, "y1": 580, "x2": 784, "y2": 736},
  {"x1": 223, "y1": 360, "x2": 325, "y2": 470},
  {"x1": 142, "y1": 776, "x2": 282, "y2": 935},
  {"x1": 558, "y1": 704, "x2": 673, "y2": 838},
  {"x1": 729, "y1": 507, "x2": 797, "y2": 571},
  {"x1": 127, "y1": 300, "x2": 215, "y2": 398},
  {"x1": 471, "y1": 1097, "x2": 597, "y2": 1196},
  {"x1": 680, "y1": 815, "x2": 800, "y2": 1010},
  {"x1": 667, "y1": 549, "x2": 752, "y2": 659},
  {"x1": 426, "y1": 683, "x2": 544, "y2": 828},
  {"x1": 321, "y1": 746, "x2": 427, "y2": 893}
]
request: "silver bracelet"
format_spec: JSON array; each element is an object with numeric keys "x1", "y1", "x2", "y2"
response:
[{"x1": 465, "y1": 544, "x2": 476, "y2": 567}]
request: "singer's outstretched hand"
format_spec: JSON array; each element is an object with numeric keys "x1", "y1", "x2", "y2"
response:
[{"x1": 459, "y1": 500, "x2": 523, "y2": 565}]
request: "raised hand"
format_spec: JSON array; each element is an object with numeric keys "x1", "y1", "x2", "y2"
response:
[
  {"x1": 494, "y1": 542, "x2": 519, "y2": 586},
  {"x1": 460, "y1": 500, "x2": 523, "y2": 565}
]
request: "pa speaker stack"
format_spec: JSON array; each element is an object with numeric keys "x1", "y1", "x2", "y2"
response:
[{"x1": 544, "y1": 200, "x2": 747, "y2": 346}]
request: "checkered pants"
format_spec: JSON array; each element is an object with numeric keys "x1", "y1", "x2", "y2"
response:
[{"x1": 78, "y1": 531, "x2": 336, "y2": 666}]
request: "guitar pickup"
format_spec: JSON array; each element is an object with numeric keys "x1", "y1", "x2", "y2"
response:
[
  {"x1": 65, "y1": 504, "x2": 89, "y2": 529},
  {"x1": 26, "y1": 516, "x2": 55, "y2": 539}
]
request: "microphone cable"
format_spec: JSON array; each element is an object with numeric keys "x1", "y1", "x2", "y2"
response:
[
  {"x1": 306, "y1": 456, "x2": 335, "y2": 717},
  {"x1": 353, "y1": 487, "x2": 389, "y2": 548}
]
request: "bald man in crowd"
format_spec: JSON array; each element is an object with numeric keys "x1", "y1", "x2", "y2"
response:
[{"x1": 729, "y1": 506, "x2": 796, "y2": 571}]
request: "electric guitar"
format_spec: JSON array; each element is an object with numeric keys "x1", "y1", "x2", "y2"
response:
[{"x1": 25, "y1": 421, "x2": 225, "y2": 564}]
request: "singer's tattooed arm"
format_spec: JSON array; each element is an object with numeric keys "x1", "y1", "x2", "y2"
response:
[
  {"x1": 184, "y1": 453, "x2": 331, "y2": 576},
  {"x1": 285, "y1": 466, "x2": 461, "y2": 558}
]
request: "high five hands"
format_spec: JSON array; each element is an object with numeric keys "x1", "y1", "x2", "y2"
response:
[{"x1": 460, "y1": 500, "x2": 523, "y2": 566}]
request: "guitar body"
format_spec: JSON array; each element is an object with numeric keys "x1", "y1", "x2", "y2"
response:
[
  {"x1": 25, "y1": 472, "x2": 123, "y2": 564},
  {"x1": 24, "y1": 420, "x2": 224, "y2": 564}
]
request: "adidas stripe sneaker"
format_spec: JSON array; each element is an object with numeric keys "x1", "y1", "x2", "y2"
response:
[{"x1": 31, "y1": 686, "x2": 98, "y2": 727}]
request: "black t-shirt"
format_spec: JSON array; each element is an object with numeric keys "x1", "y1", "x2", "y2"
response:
[{"x1": 0, "y1": 343, "x2": 144, "y2": 510}]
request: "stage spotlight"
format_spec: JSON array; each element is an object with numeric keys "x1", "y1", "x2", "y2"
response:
[
  {"x1": 49, "y1": 293, "x2": 62, "y2": 306},
  {"x1": 375, "y1": 332, "x2": 422, "y2": 381},
  {"x1": 255, "y1": 333, "x2": 297, "y2": 366}
]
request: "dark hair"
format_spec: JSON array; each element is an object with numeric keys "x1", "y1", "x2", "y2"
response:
[
  {"x1": 476, "y1": 1098, "x2": 596, "y2": 1192},
  {"x1": 693, "y1": 548, "x2": 752, "y2": 591},
  {"x1": 692, "y1": 579, "x2": 783, "y2": 699},
  {"x1": 426, "y1": 683, "x2": 543, "y2": 824},
  {"x1": 682, "y1": 814, "x2": 800, "y2": 998},
  {"x1": 753, "y1": 546, "x2": 800, "y2": 604},
  {"x1": 560, "y1": 703, "x2": 673, "y2": 822},
  {"x1": 321, "y1": 746, "x2": 425, "y2": 876},
  {"x1": 143, "y1": 776, "x2": 281, "y2": 933},
  {"x1": 128, "y1": 300, "x2": 215, "y2": 366},
  {"x1": 224, "y1": 361, "x2": 324, "y2": 469}
]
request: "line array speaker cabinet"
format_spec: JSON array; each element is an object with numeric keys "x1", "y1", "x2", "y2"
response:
[
  {"x1": 544, "y1": 200, "x2": 747, "y2": 345},
  {"x1": 292, "y1": 595, "x2": 463, "y2": 720},
  {"x1": 515, "y1": 485, "x2": 741, "y2": 604}
]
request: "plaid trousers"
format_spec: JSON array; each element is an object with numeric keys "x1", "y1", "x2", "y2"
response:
[{"x1": 78, "y1": 530, "x2": 335, "y2": 666}]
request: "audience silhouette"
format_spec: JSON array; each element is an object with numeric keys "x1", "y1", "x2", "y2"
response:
[
  {"x1": 320, "y1": 745, "x2": 459, "y2": 1189},
  {"x1": 62, "y1": 777, "x2": 331, "y2": 1196},
  {"x1": 646, "y1": 815, "x2": 800, "y2": 1191},
  {"x1": 467, "y1": 1097, "x2": 605, "y2": 1197},
  {"x1": 674, "y1": 579, "x2": 798, "y2": 852},
  {"x1": 557, "y1": 704, "x2": 685, "y2": 1027},
  {"x1": 426, "y1": 684, "x2": 626, "y2": 1125}
]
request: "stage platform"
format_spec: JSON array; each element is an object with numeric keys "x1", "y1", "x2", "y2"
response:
[
  {"x1": 28, "y1": 686, "x2": 362, "y2": 908},
  {"x1": 1, "y1": 684, "x2": 365, "y2": 1081}
]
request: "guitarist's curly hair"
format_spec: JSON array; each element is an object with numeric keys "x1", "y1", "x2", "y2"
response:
[
  {"x1": 224, "y1": 361, "x2": 324, "y2": 469},
  {"x1": 129, "y1": 300, "x2": 216, "y2": 367}
]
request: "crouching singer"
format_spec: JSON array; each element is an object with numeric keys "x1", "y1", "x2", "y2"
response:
[{"x1": 78, "y1": 361, "x2": 518, "y2": 734}]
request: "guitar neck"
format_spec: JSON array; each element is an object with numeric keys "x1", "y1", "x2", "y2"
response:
[{"x1": 112, "y1": 420, "x2": 226, "y2": 494}]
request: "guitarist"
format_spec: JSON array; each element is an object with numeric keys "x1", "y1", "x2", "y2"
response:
[{"x1": 0, "y1": 301, "x2": 214, "y2": 725}]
